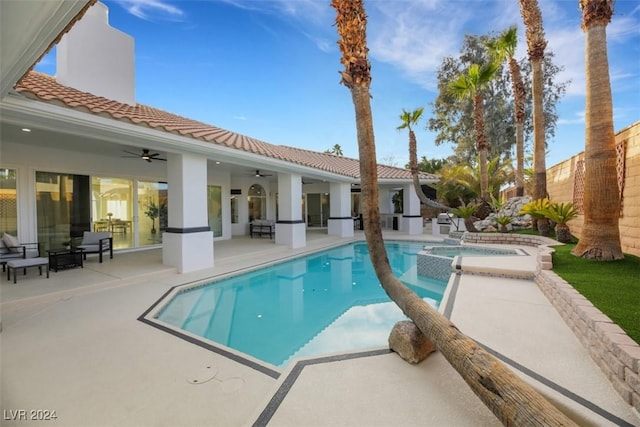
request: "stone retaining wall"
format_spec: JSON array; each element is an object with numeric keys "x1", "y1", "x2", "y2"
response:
[
  {"x1": 461, "y1": 232, "x2": 558, "y2": 250},
  {"x1": 463, "y1": 232, "x2": 640, "y2": 412},
  {"x1": 536, "y1": 270, "x2": 640, "y2": 412}
]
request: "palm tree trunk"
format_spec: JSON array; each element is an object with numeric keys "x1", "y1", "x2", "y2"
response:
[
  {"x1": 519, "y1": 0, "x2": 549, "y2": 232},
  {"x1": 408, "y1": 129, "x2": 451, "y2": 210},
  {"x1": 531, "y1": 58, "x2": 550, "y2": 235},
  {"x1": 509, "y1": 57, "x2": 526, "y2": 197},
  {"x1": 473, "y1": 93, "x2": 489, "y2": 201},
  {"x1": 334, "y1": 1, "x2": 576, "y2": 423},
  {"x1": 352, "y1": 84, "x2": 575, "y2": 426},
  {"x1": 572, "y1": 3, "x2": 622, "y2": 260}
]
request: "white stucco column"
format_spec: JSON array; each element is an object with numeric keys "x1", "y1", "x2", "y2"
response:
[
  {"x1": 402, "y1": 184, "x2": 423, "y2": 235},
  {"x1": 275, "y1": 172, "x2": 306, "y2": 249},
  {"x1": 327, "y1": 182, "x2": 354, "y2": 238},
  {"x1": 162, "y1": 153, "x2": 214, "y2": 273}
]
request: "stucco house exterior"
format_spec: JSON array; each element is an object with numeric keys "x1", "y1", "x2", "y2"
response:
[{"x1": 0, "y1": 1, "x2": 438, "y2": 273}]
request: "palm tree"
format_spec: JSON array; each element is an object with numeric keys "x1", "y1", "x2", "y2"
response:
[
  {"x1": 397, "y1": 107, "x2": 449, "y2": 210},
  {"x1": 486, "y1": 27, "x2": 527, "y2": 197},
  {"x1": 572, "y1": 0, "x2": 623, "y2": 260},
  {"x1": 542, "y1": 202, "x2": 579, "y2": 244},
  {"x1": 332, "y1": 0, "x2": 574, "y2": 424},
  {"x1": 325, "y1": 143, "x2": 344, "y2": 156},
  {"x1": 518, "y1": 0, "x2": 550, "y2": 234},
  {"x1": 438, "y1": 156, "x2": 514, "y2": 204},
  {"x1": 448, "y1": 62, "x2": 498, "y2": 202}
]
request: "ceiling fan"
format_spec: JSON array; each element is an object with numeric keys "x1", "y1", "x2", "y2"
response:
[
  {"x1": 253, "y1": 169, "x2": 272, "y2": 177},
  {"x1": 122, "y1": 149, "x2": 166, "y2": 162}
]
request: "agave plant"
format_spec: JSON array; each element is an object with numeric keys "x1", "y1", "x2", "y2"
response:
[
  {"x1": 519, "y1": 198, "x2": 551, "y2": 236},
  {"x1": 540, "y1": 202, "x2": 579, "y2": 243},
  {"x1": 451, "y1": 203, "x2": 480, "y2": 232}
]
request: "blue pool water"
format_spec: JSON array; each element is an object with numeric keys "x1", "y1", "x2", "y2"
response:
[{"x1": 155, "y1": 241, "x2": 446, "y2": 367}]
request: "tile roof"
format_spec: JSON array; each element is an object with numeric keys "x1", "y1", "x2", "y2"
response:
[{"x1": 15, "y1": 71, "x2": 438, "y2": 181}]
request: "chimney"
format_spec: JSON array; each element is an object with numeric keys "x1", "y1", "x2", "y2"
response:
[{"x1": 56, "y1": 1, "x2": 135, "y2": 105}]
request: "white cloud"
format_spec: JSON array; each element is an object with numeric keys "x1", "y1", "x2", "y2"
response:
[
  {"x1": 557, "y1": 110, "x2": 585, "y2": 125},
  {"x1": 115, "y1": 0, "x2": 184, "y2": 20}
]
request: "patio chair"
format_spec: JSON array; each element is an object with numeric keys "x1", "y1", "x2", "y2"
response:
[
  {"x1": 76, "y1": 231, "x2": 113, "y2": 263},
  {"x1": 1, "y1": 233, "x2": 40, "y2": 271}
]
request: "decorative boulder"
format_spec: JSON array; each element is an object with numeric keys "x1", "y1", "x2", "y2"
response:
[
  {"x1": 388, "y1": 320, "x2": 436, "y2": 364},
  {"x1": 474, "y1": 196, "x2": 533, "y2": 232}
]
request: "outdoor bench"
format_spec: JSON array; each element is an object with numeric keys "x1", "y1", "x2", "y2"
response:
[
  {"x1": 250, "y1": 221, "x2": 275, "y2": 239},
  {"x1": 6, "y1": 257, "x2": 50, "y2": 284}
]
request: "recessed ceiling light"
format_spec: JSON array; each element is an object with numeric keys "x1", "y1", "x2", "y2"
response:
[
  {"x1": 21, "y1": 128, "x2": 31, "y2": 132},
  {"x1": 215, "y1": 161, "x2": 220, "y2": 164}
]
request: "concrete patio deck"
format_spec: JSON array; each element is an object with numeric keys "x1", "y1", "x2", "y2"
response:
[{"x1": 1, "y1": 230, "x2": 638, "y2": 426}]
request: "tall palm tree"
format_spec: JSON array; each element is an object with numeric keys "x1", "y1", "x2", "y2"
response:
[
  {"x1": 518, "y1": 0, "x2": 550, "y2": 235},
  {"x1": 572, "y1": 0, "x2": 623, "y2": 260},
  {"x1": 332, "y1": 0, "x2": 575, "y2": 424},
  {"x1": 397, "y1": 107, "x2": 449, "y2": 210},
  {"x1": 448, "y1": 62, "x2": 498, "y2": 202},
  {"x1": 486, "y1": 27, "x2": 527, "y2": 197}
]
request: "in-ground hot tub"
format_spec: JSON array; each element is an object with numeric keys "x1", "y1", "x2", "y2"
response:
[{"x1": 417, "y1": 245, "x2": 522, "y2": 281}]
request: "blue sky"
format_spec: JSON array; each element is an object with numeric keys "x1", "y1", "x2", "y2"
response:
[{"x1": 35, "y1": 0, "x2": 639, "y2": 168}]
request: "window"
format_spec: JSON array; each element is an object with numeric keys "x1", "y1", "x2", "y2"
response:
[
  {"x1": 207, "y1": 185, "x2": 222, "y2": 237},
  {"x1": 0, "y1": 169, "x2": 17, "y2": 236}
]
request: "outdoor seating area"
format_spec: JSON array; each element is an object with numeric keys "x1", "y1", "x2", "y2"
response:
[
  {"x1": 75, "y1": 231, "x2": 113, "y2": 263},
  {"x1": 1, "y1": 233, "x2": 40, "y2": 272},
  {"x1": 249, "y1": 220, "x2": 275, "y2": 239},
  {"x1": 2, "y1": 231, "x2": 114, "y2": 284}
]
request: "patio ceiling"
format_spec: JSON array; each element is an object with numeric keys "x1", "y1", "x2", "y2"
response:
[{"x1": 0, "y1": 0, "x2": 93, "y2": 99}]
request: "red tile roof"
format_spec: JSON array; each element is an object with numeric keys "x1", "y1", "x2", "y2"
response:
[{"x1": 15, "y1": 71, "x2": 438, "y2": 181}]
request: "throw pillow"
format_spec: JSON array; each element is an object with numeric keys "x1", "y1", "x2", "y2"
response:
[{"x1": 2, "y1": 233, "x2": 20, "y2": 253}]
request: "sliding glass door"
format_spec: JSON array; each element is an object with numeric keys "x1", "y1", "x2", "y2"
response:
[
  {"x1": 138, "y1": 181, "x2": 168, "y2": 246},
  {"x1": 91, "y1": 177, "x2": 133, "y2": 249},
  {"x1": 36, "y1": 172, "x2": 90, "y2": 251}
]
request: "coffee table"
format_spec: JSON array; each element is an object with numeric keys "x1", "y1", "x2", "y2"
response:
[{"x1": 48, "y1": 248, "x2": 85, "y2": 272}]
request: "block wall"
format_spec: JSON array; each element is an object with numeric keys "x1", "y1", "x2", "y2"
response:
[{"x1": 546, "y1": 121, "x2": 640, "y2": 257}]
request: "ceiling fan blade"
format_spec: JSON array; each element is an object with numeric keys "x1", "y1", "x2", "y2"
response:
[{"x1": 122, "y1": 150, "x2": 141, "y2": 156}]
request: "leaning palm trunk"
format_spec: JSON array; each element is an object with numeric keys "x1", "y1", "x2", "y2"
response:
[
  {"x1": 408, "y1": 128, "x2": 451, "y2": 211},
  {"x1": 332, "y1": 0, "x2": 576, "y2": 425},
  {"x1": 572, "y1": 0, "x2": 623, "y2": 260},
  {"x1": 464, "y1": 217, "x2": 479, "y2": 233}
]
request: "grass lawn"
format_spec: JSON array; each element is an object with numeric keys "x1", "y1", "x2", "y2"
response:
[{"x1": 550, "y1": 243, "x2": 640, "y2": 344}]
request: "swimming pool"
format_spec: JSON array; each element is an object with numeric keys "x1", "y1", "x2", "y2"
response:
[{"x1": 154, "y1": 241, "x2": 446, "y2": 368}]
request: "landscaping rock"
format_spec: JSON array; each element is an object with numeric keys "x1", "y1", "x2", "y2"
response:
[
  {"x1": 474, "y1": 196, "x2": 533, "y2": 232},
  {"x1": 388, "y1": 320, "x2": 436, "y2": 364}
]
